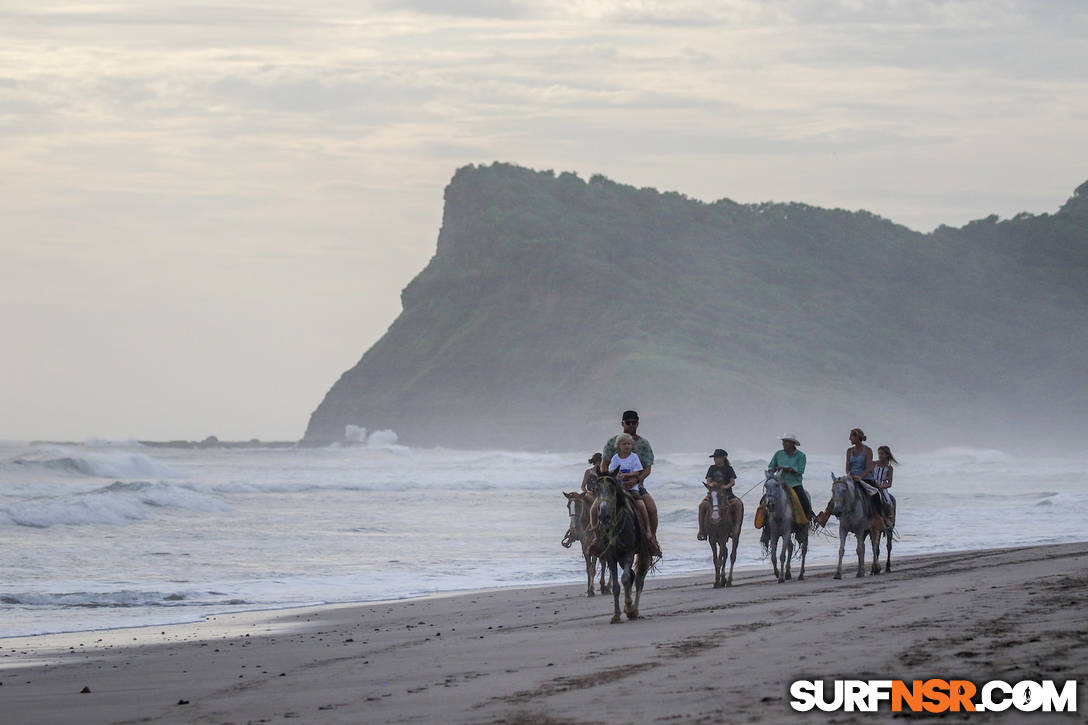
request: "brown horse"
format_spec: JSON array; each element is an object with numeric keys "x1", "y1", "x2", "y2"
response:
[
  {"x1": 562, "y1": 491, "x2": 607, "y2": 596},
  {"x1": 701, "y1": 482, "x2": 743, "y2": 588}
]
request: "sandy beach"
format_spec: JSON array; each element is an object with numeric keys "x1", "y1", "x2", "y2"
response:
[{"x1": 2, "y1": 542, "x2": 1086, "y2": 724}]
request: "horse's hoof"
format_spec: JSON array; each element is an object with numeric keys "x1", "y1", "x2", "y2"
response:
[
  {"x1": 587, "y1": 590, "x2": 595, "y2": 597},
  {"x1": 713, "y1": 582, "x2": 721, "y2": 589},
  {"x1": 725, "y1": 579, "x2": 732, "y2": 587},
  {"x1": 856, "y1": 572, "x2": 864, "y2": 578},
  {"x1": 833, "y1": 573, "x2": 842, "y2": 580},
  {"x1": 785, "y1": 573, "x2": 792, "y2": 580},
  {"x1": 610, "y1": 615, "x2": 622, "y2": 624},
  {"x1": 627, "y1": 611, "x2": 639, "y2": 620},
  {"x1": 797, "y1": 575, "x2": 804, "y2": 581}
]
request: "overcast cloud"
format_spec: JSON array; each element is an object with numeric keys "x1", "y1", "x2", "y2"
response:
[{"x1": 1, "y1": 0, "x2": 1085, "y2": 440}]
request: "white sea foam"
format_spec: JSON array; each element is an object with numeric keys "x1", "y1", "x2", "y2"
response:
[
  {"x1": 7, "y1": 448, "x2": 178, "y2": 479},
  {"x1": 0, "y1": 590, "x2": 247, "y2": 608},
  {"x1": 0, "y1": 481, "x2": 228, "y2": 528}
]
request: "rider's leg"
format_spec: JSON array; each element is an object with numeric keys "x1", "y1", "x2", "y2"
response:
[
  {"x1": 634, "y1": 499, "x2": 652, "y2": 538},
  {"x1": 795, "y1": 485, "x2": 816, "y2": 520},
  {"x1": 697, "y1": 497, "x2": 709, "y2": 540},
  {"x1": 642, "y1": 491, "x2": 658, "y2": 535}
]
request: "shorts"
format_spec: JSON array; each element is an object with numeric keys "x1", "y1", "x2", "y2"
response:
[{"x1": 627, "y1": 485, "x2": 644, "y2": 501}]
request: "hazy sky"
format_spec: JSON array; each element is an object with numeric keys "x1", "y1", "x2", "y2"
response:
[{"x1": 2, "y1": 0, "x2": 1086, "y2": 441}]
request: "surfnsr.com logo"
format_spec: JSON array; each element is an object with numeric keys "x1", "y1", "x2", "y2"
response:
[{"x1": 790, "y1": 679, "x2": 1078, "y2": 713}]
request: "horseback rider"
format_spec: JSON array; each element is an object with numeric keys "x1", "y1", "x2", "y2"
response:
[
  {"x1": 767, "y1": 434, "x2": 815, "y2": 522},
  {"x1": 562, "y1": 453, "x2": 602, "y2": 548},
  {"x1": 600, "y1": 410, "x2": 659, "y2": 543},
  {"x1": 871, "y1": 445, "x2": 898, "y2": 524},
  {"x1": 816, "y1": 428, "x2": 882, "y2": 528},
  {"x1": 603, "y1": 433, "x2": 662, "y2": 557},
  {"x1": 582, "y1": 452, "x2": 602, "y2": 494},
  {"x1": 697, "y1": 448, "x2": 737, "y2": 541}
]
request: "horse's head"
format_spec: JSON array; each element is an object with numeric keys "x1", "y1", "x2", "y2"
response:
[
  {"x1": 594, "y1": 472, "x2": 620, "y2": 520},
  {"x1": 763, "y1": 472, "x2": 785, "y2": 515},
  {"x1": 830, "y1": 474, "x2": 853, "y2": 516}
]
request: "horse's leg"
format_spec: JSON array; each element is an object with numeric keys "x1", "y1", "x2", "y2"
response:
[
  {"x1": 716, "y1": 537, "x2": 726, "y2": 588},
  {"x1": 709, "y1": 539, "x2": 717, "y2": 587},
  {"x1": 885, "y1": 530, "x2": 893, "y2": 572},
  {"x1": 629, "y1": 555, "x2": 647, "y2": 620},
  {"x1": 609, "y1": 558, "x2": 622, "y2": 624},
  {"x1": 784, "y1": 534, "x2": 793, "y2": 581},
  {"x1": 726, "y1": 536, "x2": 738, "y2": 586},
  {"x1": 599, "y1": 559, "x2": 608, "y2": 594},
  {"x1": 855, "y1": 531, "x2": 866, "y2": 578},
  {"x1": 584, "y1": 545, "x2": 595, "y2": 596},
  {"x1": 797, "y1": 533, "x2": 807, "y2": 581},
  {"x1": 835, "y1": 526, "x2": 846, "y2": 579},
  {"x1": 771, "y1": 533, "x2": 782, "y2": 582},
  {"x1": 870, "y1": 529, "x2": 881, "y2": 574},
  {"x1": 622, "y1": 555, "x2": 636, "y2": 619}
]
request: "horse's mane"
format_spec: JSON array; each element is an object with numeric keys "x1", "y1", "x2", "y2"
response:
[{"x1": 594, "y1": 474, "x2": 655, "y2": 571}]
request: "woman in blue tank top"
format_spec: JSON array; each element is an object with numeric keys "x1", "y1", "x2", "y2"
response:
[{"x1": 846, "y1": 428, "x2": 882, "y2": 520}]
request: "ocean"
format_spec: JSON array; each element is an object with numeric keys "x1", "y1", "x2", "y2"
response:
[{"x1": 1, "y1": 438, "x2": 1085, "y2": 638}]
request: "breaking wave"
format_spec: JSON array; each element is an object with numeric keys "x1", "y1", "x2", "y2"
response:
[
  {"x1": 0, "y1": 481, "x2": 229, "y2": 528},
  {"x1": 0, "y1": 590, "x2": 248, "y2": 608},
  {"x1": 8, "y1": 449, "x2": 178, "y2": 479}
]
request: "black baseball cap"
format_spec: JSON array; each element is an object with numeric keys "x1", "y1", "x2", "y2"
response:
[
  {"x1": 621, "y1": 410, "x2": 639, "y2": 421},
  {"x1": 710, "y1": 448, "x2": 728, "y2": 458}
]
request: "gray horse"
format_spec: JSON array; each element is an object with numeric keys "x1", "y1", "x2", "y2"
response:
[
  {"x1": 760, "y1": 473, "x2": 808, "y2": 582},
  {"x1": 591, "y1": 473, "x2": 652, "y2": 623},
  {"x1": 829, "y1": 474, "x2": 882, "y2": 578}
]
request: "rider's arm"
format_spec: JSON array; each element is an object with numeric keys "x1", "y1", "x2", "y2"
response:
[{"x1": 883, "y1": 467, "x2": 893, "y2": 488}]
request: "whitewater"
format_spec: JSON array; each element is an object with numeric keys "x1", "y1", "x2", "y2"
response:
[{"x1": 2, "y1": 438, "x2": 1085, "y2": 638}]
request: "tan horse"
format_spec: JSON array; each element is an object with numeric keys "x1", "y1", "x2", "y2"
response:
[
  {"x1": 562, "y1": 491, "x2": 607, "y2": 596},
  {"x1": 701, "y1": 482, "x2": 743, "y2": 588}
]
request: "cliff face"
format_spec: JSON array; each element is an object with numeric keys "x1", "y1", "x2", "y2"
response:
[{"x1": 304, "y1": 164, "x2": 1088, "y2": 451}]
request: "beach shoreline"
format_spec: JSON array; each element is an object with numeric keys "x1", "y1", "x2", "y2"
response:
[{"x1": 2, "y1": 543, "x2": 1086, "y2": 723}]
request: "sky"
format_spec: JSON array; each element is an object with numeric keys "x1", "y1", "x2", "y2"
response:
[{"x1": 2, "y1": 0, "x2": 1086, "y2": 441}]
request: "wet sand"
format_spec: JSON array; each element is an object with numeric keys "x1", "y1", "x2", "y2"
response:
[{"x1": 2, "y1": 543, "x2": 1087, "y2": 724}]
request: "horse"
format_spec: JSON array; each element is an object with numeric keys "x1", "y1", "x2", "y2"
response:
[
  {"x1": 875, "y1": 488, "x2": 897, "y2": 573},
  {"x1": 760, "y1": 473, "x2": 808, "y2": 583},
  {"x1": 562, "y1": 490, "x2": 608, "y2": 596},
  {"x1": 702, "y1": 481, "x2": 743, "y2": 588},
  {"x1": 590, "y1": 472, "x2": 652, "y2": 623},
  {"x1": 829, "y1": 474, "x2": 885, "y2": 578}
]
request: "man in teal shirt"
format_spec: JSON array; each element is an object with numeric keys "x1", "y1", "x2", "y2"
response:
[{"x1": 768, "y1": 434, "x2": 814, "y2": 521}]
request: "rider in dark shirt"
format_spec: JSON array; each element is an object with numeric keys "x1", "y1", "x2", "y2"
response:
[{"x1": 697, "y1": 449, "x2": 736, "y2": 541}]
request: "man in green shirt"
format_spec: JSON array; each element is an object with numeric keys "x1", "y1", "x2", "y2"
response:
[
  {"x1": 601, "y1": 410, "x2": 658, "y2": 542},
  {"x1": 768, "y1": 434, "x2": 815, "y2": 521}
]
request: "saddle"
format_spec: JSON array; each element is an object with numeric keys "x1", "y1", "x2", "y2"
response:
[{"x1": 754, "y1": 489, "x2": 808, "y2": 528}]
